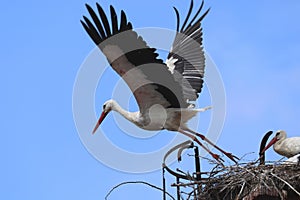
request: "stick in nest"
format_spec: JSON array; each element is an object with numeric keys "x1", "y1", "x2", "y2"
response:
[{"x1": 271, "y1": 172, "x2": 300, "y2": 197}]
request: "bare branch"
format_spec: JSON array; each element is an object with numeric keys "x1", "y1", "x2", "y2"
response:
[{"x1": 105, "y1": 181, "x2": 176, "y2": 200}]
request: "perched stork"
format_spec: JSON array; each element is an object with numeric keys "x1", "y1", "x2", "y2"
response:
[
  {"x1": 80, "y1": 0, "x2": 238, "y2": 164},
  {"x1": 262, "y1": 130, "x2": 300, "y2": 159}
]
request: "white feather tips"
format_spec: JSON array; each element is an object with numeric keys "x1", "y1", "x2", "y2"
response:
[{"x1": 166, "y1": 57, "x2": 178, "y2": 74}]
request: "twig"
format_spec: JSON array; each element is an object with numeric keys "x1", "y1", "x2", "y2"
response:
[
  {"x1": 239, "y1": 152, "x2": 255, "y2": 161},
  {"x1": 269, "y1": 177, "x2": 285, "y2": 199},
  {"x1": 271, "y1": 172, "x2": 300, "y2": 197},
  {"x1": 105, "y1": 181, "x2": 176, "y2": 200},
  {"x1": 235, "y1": 180, "x2": 246, "y2": 199},
  {"x1": 185, "y1": 190, "x2": 195, "y2": 200}
]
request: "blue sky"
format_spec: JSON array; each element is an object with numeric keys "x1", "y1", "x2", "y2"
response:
[{"x1": 1, "y1": 0, "x2": 300, "y2": 199}]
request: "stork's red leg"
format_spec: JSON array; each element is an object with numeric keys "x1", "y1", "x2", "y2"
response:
[
  {"x1": 185, "y1": 128, "x2": 239, "y2": 164},
  {"x1": 178, "y1": 128, "x2": 225, "y2": 166}
]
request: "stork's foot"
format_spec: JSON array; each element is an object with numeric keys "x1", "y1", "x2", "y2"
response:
[
  {"x1": 194, "y1": 132, "x2": 239, "y2": 164},
  {"x1": 223, "y1": 152, "x2": 239, "y2": 164},
  {"x1": 198, "y1": 106, "x2": 212, "y2": 112},
  {"x1": 211, "y1": 153, "x2": 224, "y2": 162}
]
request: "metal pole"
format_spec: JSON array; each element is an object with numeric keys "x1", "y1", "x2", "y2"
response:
[
  {"x1": 162, "y1": 166, "x2": 166, "y2": 200},
  {"x1": 176, "y1": 176, "x2": 180, "y2": 200},
  {"x1": 194, "y1": 146, "x2": 201, "y2": 198}
]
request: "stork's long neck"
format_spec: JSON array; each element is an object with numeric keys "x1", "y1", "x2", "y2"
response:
[
  {"x1": 273, "y1": 134, "x2": 287, "y2": 152},
  {"x1": 273, "y1": 139, "x2": 283, "y2": 152},
  {"x1": 273, "y1": 136, "x2": 288, "y2": 157},
  {"x1": 111, "y1": 100, "x2": 138, "y2": 123}
]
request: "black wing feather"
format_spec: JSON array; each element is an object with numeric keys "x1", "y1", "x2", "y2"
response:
[
  {"x1": 86, "y1": 4, "x2": 106, "y2": 37},
  {"x1": 81, "y1": 17, "x2": 102, "y2": 44},
  {"x1": 173, "y1": 7, "x2": 180, "y2": 32},
  {"x1": 186, "y1": 0, "x2": 204, "y2": 28},
  {"x1": 180, "y1": 0, "x2": 194, "y2": 32},
  {"x1": 119, "y1": 10, "x2": 128, "y2": 31},
  {"x1": 96, "y1": 3, "x2": 111, "y2": 37},
  {"x1": 110, "y1": 6, "x2": 118, "y2": 34},
  {"x1": 168, "y1": 0, "x2": 209, "y2": 102}
]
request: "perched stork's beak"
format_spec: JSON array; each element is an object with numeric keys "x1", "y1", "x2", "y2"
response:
[
  {"x1": 261, "y1": 136, "x2": 278, "y2": 154},
  {"x1": 92, "y1": 111, "x2": 109, "y2": 134}
]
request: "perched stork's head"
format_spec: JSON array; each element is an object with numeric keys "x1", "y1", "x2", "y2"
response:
[
  {"x1": 92, "y1": 100, "x2": 114, "y2": 134},
  {"x1": 261, "y1": 130, "x2": 286, "y2": 153},
  {"x1": 275, "y1": 130, "x2": 287, "y2": 140}
]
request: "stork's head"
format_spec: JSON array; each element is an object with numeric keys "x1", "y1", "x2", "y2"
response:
[
  {"x1": 261, "y1": 130, "x2": 286, "y2": 153},
  {"x1": 275, "y1": 130, "x2": 287, "y2": 140},
  {"x1": 92, "y1": 100, "x2": 115, "y2": 134}
]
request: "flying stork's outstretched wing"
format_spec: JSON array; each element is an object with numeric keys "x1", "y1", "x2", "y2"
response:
[
  {"x1": 167, "y1": 0, "x2": 209, "y2": 103},
  {"x1": 81, "y1": 4, "x2": 189, "y2": 114}
]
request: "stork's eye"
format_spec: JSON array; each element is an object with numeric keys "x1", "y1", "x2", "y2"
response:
[
  {"x1": 103, "y1": 104, "x2": 106, "y2": 110},
  {"x1": 276, "y1": 132, "x2": 280, "y2": 136}
]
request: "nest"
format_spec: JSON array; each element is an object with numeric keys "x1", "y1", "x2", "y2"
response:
[
  {"x1": 170, "y1": 162, "x2": 300, "y2": 200},
  {"x1": 201, "y1": 163, "x2": 300, "y2": 200}
]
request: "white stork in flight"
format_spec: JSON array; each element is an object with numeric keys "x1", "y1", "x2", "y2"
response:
[
  {"x1": 80, "y1": 0, "x2": 238, "y2": 164},
  {"x1": 262, "y1": 130, "x2": 300, "y2": 164}
]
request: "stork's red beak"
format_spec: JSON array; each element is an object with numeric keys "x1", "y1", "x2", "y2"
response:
[
  {"x1": 92, "y1": 111, "x2": 108, "y2": 134},
  {"x1": 261, "y1": 136, "x2": 278, "y2": 154}
]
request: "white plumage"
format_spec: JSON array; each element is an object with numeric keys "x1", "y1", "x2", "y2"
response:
[
  {"x1": 284, "y1": 154, "x2": 300, "y2": 164},
  {"x1": 273, "y1": 131, "x2": 300, "y2": 158}
]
